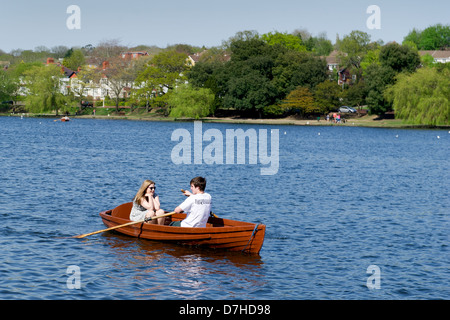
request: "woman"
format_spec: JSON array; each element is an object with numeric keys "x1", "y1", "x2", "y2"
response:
[{"x1": 130, "y1": 180, "x2": 165, "y2": 225}]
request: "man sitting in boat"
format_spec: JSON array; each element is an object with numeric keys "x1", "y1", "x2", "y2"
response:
[{"x1": 170, "y1": 176, "x2": 212, "y2": 227}]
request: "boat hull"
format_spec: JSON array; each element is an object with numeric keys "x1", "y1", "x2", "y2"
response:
[{"x1": 99, "y1": 202, "x2": 265, "y2": 254}]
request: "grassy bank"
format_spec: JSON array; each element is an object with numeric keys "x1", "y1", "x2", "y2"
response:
[{"x1": 3, "y1": 111, "x2": 449, "y2": 129}]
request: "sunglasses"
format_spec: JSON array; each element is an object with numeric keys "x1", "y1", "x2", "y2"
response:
[{"x1": 148, "y1": 186, "x2": 156, "y2": 190}]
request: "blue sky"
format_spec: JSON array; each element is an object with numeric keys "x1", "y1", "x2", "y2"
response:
[{"x1": 0, "y1": 0, "x2": 449, "y2": 52}]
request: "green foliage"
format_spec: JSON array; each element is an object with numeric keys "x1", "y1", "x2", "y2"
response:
[
  {"x1": 0, "y1": 70, "x2": 19, "y2": 102},
  {"x1": 403, "y1": 24, "x2": 450, "y2": 50},
  {"x1": 23, "y1": 64, "x2": 69, "y2": 115},
  {"x1": 385, "y1": 68, "x2": 450, "y2": 125},
  {"x1": 63, "y1": 49, "x2": 85, "y2": 71},
  {"x1": 364, "y1": 43, "x2": 421, "y2": 115},
  {"x1": 281, "y1": 86, "x2": 317, "y2": 115},
  {"x1": 261, "y1": 31, "x2": 306, "y2": 52},
  {"x1": 364, "y1": 64, "x2": 396, "y2": 114},
  {"x1": 342, "y1": 81, "x2": 367, "y2": 108},
  {"x1": 134, "y1": 50, "x2": 188, "y2": 112},
  {"x1": 313, "y1": 80, "x2": 342, "y2": 114},
  {"x1": 168, "y1": 85, "x2": 215, "y2": 119},
  {"x1": 337, "y1": 30, "x2": 371, "y2": 70},
  {"x1": 379, "y1": 42, "x2": 420, "y2": 73}
]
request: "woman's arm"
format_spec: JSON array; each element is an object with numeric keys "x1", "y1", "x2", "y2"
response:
[
  {"x1": 153, "y1": 195, "x2": 161, "y2": 210},
  {"x1": 140, "y1": 196, "x2": 155, "y2": 211}
]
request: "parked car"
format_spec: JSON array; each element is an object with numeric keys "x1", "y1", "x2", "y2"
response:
[
  {"x1": 81, "y1": 100, "x2": 93, "y2": 108},
  {"x1": 339, "y1": 106, "x2": 357, "y2": 113}
]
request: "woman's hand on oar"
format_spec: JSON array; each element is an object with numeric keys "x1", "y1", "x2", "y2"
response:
[{"x1": 73, "y1": 211, "x2": 177, "y2": 239}]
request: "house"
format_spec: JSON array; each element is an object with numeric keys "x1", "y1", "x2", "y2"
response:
[
  {"x1": 418, "y1": 50, "x2": 450, "y2": 63},
  {"x1": 323, "y1": 50, "x2": 341, "y2": 71},
  {"x1": 121, "y1": 51, "x2": 149, "y2": 60},
  {"x1": 338, "y1": 68, "x2": 355, "y2": 86},
  {"x1": 322, "y1": 50, "x2": 356, "y2": 85},
  {"x1": 61, "y1": 66, "x2": 77, "y2": 79},
  {"x1": 187, "y1": 50, "x2": 231, "y2": 66}
]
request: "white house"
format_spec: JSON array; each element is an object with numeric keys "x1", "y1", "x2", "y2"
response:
[{"x1": 419, "y1": 50, "x2": 450, "y2": 63}]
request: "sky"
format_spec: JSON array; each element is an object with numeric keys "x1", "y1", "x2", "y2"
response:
[{"x1": 0, "y1": 0, "x2": 449, "y2": 52}]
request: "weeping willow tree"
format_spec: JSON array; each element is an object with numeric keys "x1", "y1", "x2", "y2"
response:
[
  {"x1": 168, "y1": 84, "x2": 215, "y2": 119},
  {"x1": 385, "y1": 68, "x2": 450, "y2": 125},
  {"x1": 23, "y1": 64, "x2": 68, "y2": 115}
]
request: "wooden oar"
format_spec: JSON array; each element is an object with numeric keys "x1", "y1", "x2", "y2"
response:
[
  {"x1": 73, "y1": 211, "x2": 176, "y2": 239},
  {"x1": 181, "y1": 189, "x2": 219, "y2": 218}
]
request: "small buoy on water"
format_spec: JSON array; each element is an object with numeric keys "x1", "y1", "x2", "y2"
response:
[
  {"x1": 318, "y1": 132, "x2": 320, "y2": 135},
  {"x1": 437, "y1": 136, "x2": 440, "y2": 139},
  {"x1": 396, "y1": 135, "x2": 399, "y2": 138}
]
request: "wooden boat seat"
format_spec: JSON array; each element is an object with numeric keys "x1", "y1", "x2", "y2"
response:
[{"x1": 109, "y1": 202, "x2": 225, "y2": 227}]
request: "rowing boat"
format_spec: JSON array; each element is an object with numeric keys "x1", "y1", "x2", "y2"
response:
[{"x1": 99, "y1": 202, "x2": 266, "y2": 254}]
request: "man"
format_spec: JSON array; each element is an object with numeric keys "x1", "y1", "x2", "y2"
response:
[{"x1": 171, "y1": 176, "x2": 212, "y2": 227}]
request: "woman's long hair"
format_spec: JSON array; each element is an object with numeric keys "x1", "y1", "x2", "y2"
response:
[{"x1": 133, "y1": 180, "x2": 155, "y2": 204}]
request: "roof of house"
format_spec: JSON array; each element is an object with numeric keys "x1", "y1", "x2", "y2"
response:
[{"x1": 418, "y1": 50, "x2": 450, "y2": 59}]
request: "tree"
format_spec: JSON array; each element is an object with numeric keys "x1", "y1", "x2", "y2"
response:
[
  {"x1": 261, "y1": 31, "x2": 306, "y2": 52},
  {"x1": 420, "y1": 24, "x2": 450, "y2": 49},
  {"x1": 379, "y1": 42, "x2": 420, "y2": 73},
  {"x1": 310, "y1": 33, "x2": 334, "y2": 56},
  {"x1": 385, "y1": 68, "x2": 450, "y2": 125},
  {"x1": 364, "y1": 63, "x2": 396, "y2": 115},
  {"x1": 103, "y1": 57, "x2": 134, "y2": 112},
  {"x1": 281, "y1": 86, "x2": 317, "y2": 115},
  {"x1": 342, "y1": 81, "x2": 367, "y2": 109},
  {"x1": 0, "y1": 70, "x2": 19, "y2": 103},
  {"x1": 403, "y1": 24, "x2": 450, "y2": 50},
  {"x1": 215, "y1": 36, "x2": 283, "y2": 117},
  {"x1": 23, "y1": 64, "x2": 68, "y2": 115},
  {"x1": 313, "y1": 80, "x2": 342, "y2": 114},
  {"x1": 168, "y1": 84, "x2": 215, "y2": 119},
  {"x1": 135, "y1": 50, "x2": 188, "y2": 113},
  {"x1": 337, "y1": 30, "x2": 371, "y2": 70},
  {"x1": 68, "y1": 66, "x2": 102, "y2": 110},
  {"x1": 63, "y1": 49, "x2": 85, "y2": 71},
  {"x1": 364, "y1": 43, "x2": 421, "y2": 115},
  {"x1": 272, "y1": 50, "x2": 328, "y2": 96}
]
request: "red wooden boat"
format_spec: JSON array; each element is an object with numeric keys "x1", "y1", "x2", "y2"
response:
[{"x1": 99, "y1": 202, "x2": 266, "y2": 254}]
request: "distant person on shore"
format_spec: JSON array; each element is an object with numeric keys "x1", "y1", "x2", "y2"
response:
[
  {"x1": 170, "y1": 177, "x2": 212, "y2": 227},
  {"x1": 130, "y1": 180, "x2": 165, "y2": 224}
]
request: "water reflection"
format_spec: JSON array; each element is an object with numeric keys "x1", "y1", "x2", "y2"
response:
[{"x1": 99, "y1": 232, "x2": 266, "y2": 299}]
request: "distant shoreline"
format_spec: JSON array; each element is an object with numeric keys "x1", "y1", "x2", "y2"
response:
[{"x1": 3, "y1": 113, "x2": 449, "y2": 129}]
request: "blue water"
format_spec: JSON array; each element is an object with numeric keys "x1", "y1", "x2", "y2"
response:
[{"x1": 0, "y1": 116, "x2": 448, "y2": 300}]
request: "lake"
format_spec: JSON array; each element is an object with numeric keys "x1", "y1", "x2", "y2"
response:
[{"x1": 0, "y1": 116, "x2": 448, "y2": 300}]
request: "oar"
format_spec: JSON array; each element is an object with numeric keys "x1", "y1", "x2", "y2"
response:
[
  {"x1": 180, "y1": 189, "x2": 219, "y2": 218},
  {"x1": 73, "y1": 211, "x2": 177, "y2": 239}
]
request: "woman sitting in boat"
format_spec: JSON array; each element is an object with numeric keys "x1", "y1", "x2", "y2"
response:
[
  {"x1": 130, "y1": 180, "x2": 165, "y2": 225},
  {"x1": 170, "y1": 176, "x2": 212, "y2": 227}
]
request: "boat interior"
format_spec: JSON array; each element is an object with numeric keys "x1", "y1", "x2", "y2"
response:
[{"x1": 108, "y1": 202, "x2": 226, "y2": 227}]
